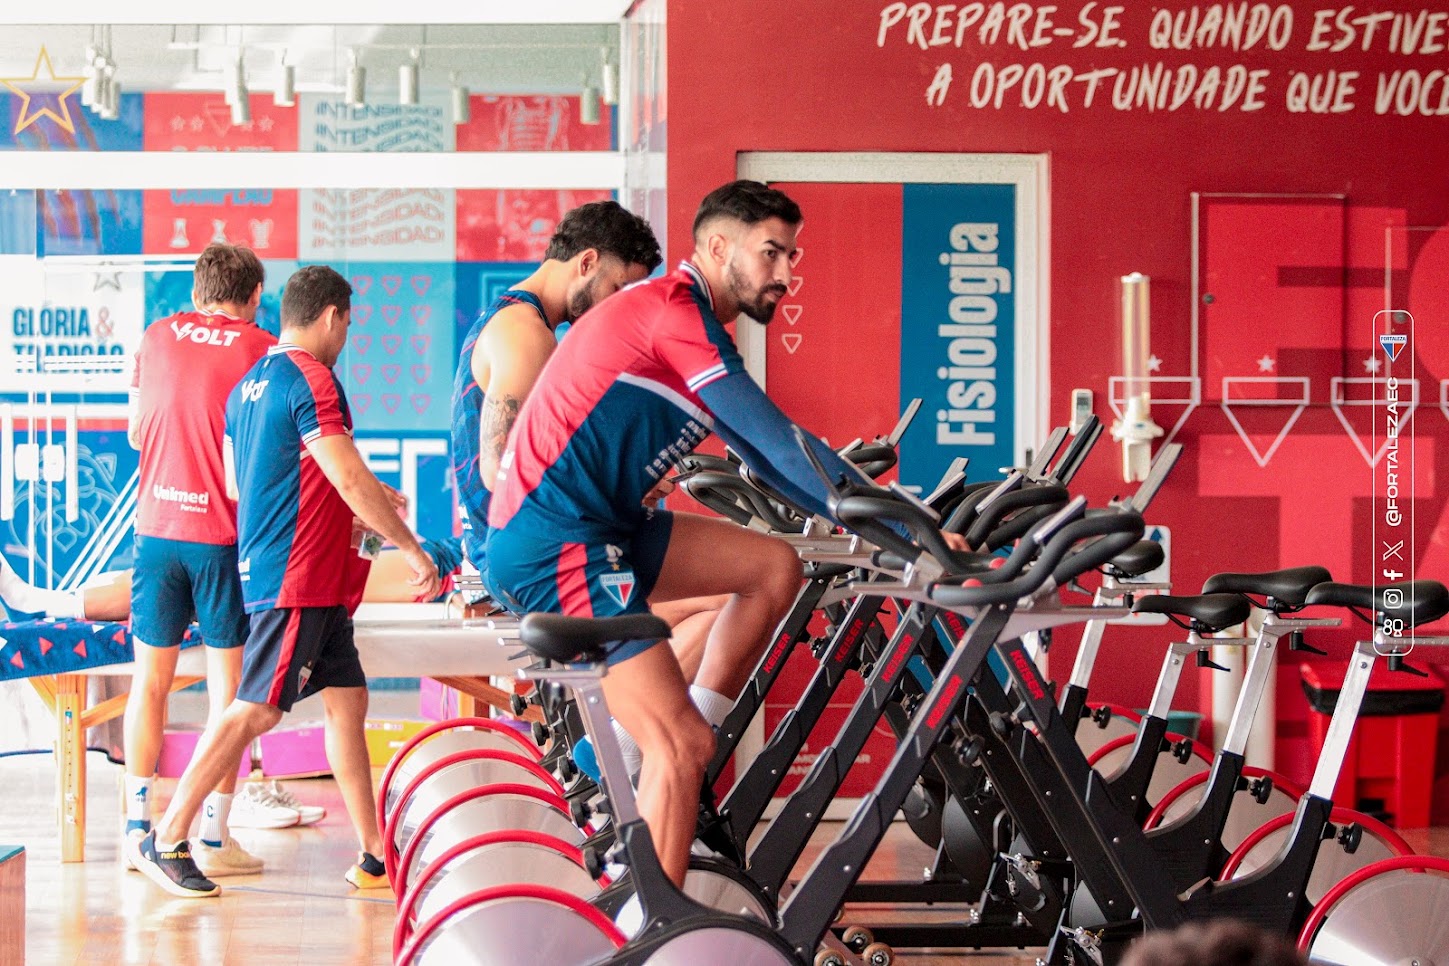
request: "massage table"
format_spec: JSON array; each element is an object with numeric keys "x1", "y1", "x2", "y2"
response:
[{"x1": 1, "y1": 604, "x2": 527, "y2": 862}]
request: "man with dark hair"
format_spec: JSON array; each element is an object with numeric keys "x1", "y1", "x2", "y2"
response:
[
  {"x1": 452, "y1": 199, "x2": 721, "y2": 708},
  {"x1": 121, "y1": 242, "x2": 276, "y2": 878},
  {"x1": 1122, "y1": 920, "x2": 1308, "y2": 966},
  {"x1": 487, "y1": 180, "x2": 966, "y2": 886},
  {"x1": 131, "y1": 265, "x2": 439, "y2": 898}
]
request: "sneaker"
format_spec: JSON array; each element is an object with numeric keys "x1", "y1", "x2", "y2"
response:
[
  {"x1": 129, "y1": 832, "x2": 220, "y2": 898},
  {"x1": 228, "y1": 783, "x2": 302, "y2": 830},
  {"x1": 344, "y1": 852, "x2": 390, "y2": 890},
  {"x1": 193, "y1": 838, "x2": 264, "y2": 877},
  {"x1": 259, "y1": 780, "x2": 326, "y2": 827},
  {"x1": 122, "y1": 827, "x2": 146, "y2": 872}
]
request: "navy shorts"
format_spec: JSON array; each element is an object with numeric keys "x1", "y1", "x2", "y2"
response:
[
  {"x1": 131, "y1": 535, "x2": 246, "y2": 649},
  {"x1": 237, "y1": 605, "x2": 365, "y2": 712},
  {"x1": 486, "y1": 509, "x2": 674, "y2": 666}
]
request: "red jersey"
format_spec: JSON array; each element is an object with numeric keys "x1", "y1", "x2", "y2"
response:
[{"x1": 131, "y1": 310, "x2": 276, "y2": 545}]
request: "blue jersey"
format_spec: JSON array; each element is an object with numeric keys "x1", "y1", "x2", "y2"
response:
[
  {"x1": 225, "y1": 344, "x2": 360, "y2": 612},
  {"x1": 450, "y1": 289, "x2": 550, "y2": 569},
  {"x1": 489, "y1": 262, "x2": 869, "y2": 543}
]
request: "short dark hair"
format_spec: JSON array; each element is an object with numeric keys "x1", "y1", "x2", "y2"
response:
[
  {"x1": 281, "y1": 265, "x2": 352, "y2": 329},
  {"x1": 192, "y1": 244, "x2": 264, "y2": 307},
  {"x1": 692, "y1": 180, "x2": 802, "y2": 241},
  {"x1": 1122, "y1": 920, "x2": 1307, "y2": 966},
  {"x1": 543, "y1": 200, "x2": 662, "y2": 273}
]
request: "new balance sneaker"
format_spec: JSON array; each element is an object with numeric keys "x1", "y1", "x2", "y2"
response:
[
  {"x1": 227, "y1": 782, "x2": 301, "y2": 830},
  {"x1": 129, "y1": 832, "x2": 220, "y2": 898},
  {"x1": 121, "y1": 827, "x2": 146, "y2": 872},
  {"x1": 258, "y1": 780, "x2": 326, "y2": 827},
  {"x1": 344, "y1": 851, "x2": 390, "y2": 890},
  {"x1": 193, "y1": 838, "x2": 264, "y2": 877}
]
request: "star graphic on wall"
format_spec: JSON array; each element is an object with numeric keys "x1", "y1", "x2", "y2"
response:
[
  {"x1": 0, "y1": 46, "x2": 86, "y2": 136},
  {"x1": 257, "y1": 116, "x2": 274, "y2": 132},
  {"x1": 1146, "y1": 354, "x2": 1162, "y2": 373},
  {"x1": 1256, "y1": 354, "x2": 1276, "y2": 372},
  {"x1": 1363, "y1": 355, "x2": 1382, "y2": 374},
  {"x1": 92, "y1": 271, "x2": 122, "y2": 291}
]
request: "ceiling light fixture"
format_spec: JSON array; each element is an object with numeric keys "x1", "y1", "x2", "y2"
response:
[
  {"x1": 275, "y1": 51, "x2": 295, "y2": 108},
  {"x1": 450, "y1": 72, "x2": 469, "y2": 125},
  {"x1": 580, "y1": 78, "x2": 600, "y2": 125},
  {"x1": 399, "y1": 49, "x2": 419, "y2": 107},
  {"x1": 346, "y1": 49, "x2": 366, "y2": 109},
  {"x1": 601, "y1": 47, "x2": 618, "y2": 106}
]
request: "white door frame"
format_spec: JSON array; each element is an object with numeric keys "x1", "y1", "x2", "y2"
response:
[{"x1": 736, "y1": 150, "x2": 1051, "y2": 466}]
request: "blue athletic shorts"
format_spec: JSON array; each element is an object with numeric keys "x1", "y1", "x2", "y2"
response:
[
  {"x1": 131, "y1": 535, "x2": 246, "y2": 648},
  {"x1": 237, "y1": 605, "x2": 366, "y2": 712},
  {"x1": 486, "y1": 509, "x2": 674, "y2": 666}
]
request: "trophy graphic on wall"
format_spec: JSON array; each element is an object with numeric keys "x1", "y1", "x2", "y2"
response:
[{"x1": 169, "y1": 218, "x2": 189, "y2": 248}]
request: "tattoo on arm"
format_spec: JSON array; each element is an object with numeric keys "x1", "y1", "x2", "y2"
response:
[{"x1": 479, "y1": 394, "x2": 523, "y2": 464}]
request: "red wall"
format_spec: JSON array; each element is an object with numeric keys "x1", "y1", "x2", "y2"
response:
[{"x1": 659, "y1": 1, "x2": 1449, "y2": 820}]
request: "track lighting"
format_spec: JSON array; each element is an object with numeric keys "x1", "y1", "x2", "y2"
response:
[
  {"x1": 399, "y1": 49, "x2": 419, "y2": 106},
  {"x1": 100, "y1": 69, "x2": 119, "y2": 121},
  {"x1": 450, "y1": 73, "x2": 470, "y2": 125},
  {"x1": 601, "y1": 48, "x2": 618, "y2": 106},
  {"x1": 580, "y1": 82, "x2": 600, "y2": 125},
  {"x1": 347, "y1": 50, "x2": 366, "y2": 108},
  {"x1": 275, "y1": 58, "x2": 295, "y2": 108}
]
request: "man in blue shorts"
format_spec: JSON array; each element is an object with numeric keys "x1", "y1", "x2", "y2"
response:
[
  {"x1": 451, "y1": 200, "x2": 723, "y2": 679},
  {"x1": 488, "y1": 180, "x2": 969, "y2": 886},
  {"x1": 123, "y1": 243, "x2": 277, "y2": 876},
  {"x1": 131, "y1": 265, "x2": 439, "y2": 898}
]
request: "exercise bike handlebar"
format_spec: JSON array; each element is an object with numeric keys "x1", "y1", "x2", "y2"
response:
[
  {"x1": 930, "y1": 502, "x2": 1144, "y2": 608},
  {"x1": 964, "y1": 482, "x2": 1070, "y2": 549},
  {"x1": 681, "y1": 469, "x2": 784, "y2": 530}
]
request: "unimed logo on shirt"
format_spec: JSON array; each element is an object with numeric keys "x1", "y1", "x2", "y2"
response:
[{"x1": 152, "y1": 484, "x2": 210, "y2": 513}]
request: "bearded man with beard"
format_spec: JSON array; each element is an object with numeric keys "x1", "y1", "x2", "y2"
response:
[{"x1": 485, "y1": 180, "x2": 969, "y2": 887}]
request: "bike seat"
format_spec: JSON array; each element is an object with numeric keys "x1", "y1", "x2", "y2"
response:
[
  {"x1": 519, "y1": 613, "x2": 672, "y2": 664},
  {"x1": 1305, "y1": 580, "x2": 1449, "y2": 629},
  {"x1": 1102, "y1": 540, "x2": 1165, "y2": 580},
  {"x1": 1201, "y1": 566, "x2": 1333, "y2": 608},
  {"x1": 1133, "y1": 593, "x2": 1252, "y2": 632}
]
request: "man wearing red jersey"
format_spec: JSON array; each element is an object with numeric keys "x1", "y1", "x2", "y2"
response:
[{"x1": 122, "y1": 244, "x2": 277, "y2": 877}]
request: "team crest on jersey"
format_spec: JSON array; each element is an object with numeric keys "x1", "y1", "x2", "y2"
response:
[
  {"x1": 297, "y1": 661, "x2": 314, "y2": 693},
  {"x1": 600, "y1": 571, "x2": 636, "y2": 608}
]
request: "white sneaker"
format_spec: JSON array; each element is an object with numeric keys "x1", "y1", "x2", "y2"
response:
[
  {"x1": 122, "y1": 827, "x2": 145, "y2": 871},
  {"x1": 259, "y1": 780, "x2": 326, "y2": 827},
  {"x1": 193, "y1": 838, "x2": 264, "y2": 877},
  {"x1": 227, "y1": 783, "x2": 301, "y2": 830}
]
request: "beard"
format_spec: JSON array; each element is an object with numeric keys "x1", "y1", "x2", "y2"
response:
[
  {"x1": 725, "y1": 259, "x2": 787, "y2": 324},
  {"x1": 566, "y1": 275, "x2": 605, "y2": 322}
]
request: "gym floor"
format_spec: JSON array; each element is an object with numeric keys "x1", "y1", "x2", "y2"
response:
[{"x1": 9, "y1": 688, "x2": 1449, "y2": 965}]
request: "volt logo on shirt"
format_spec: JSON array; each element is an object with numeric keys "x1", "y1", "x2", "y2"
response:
[
  {"x1": 600, "y1": 571, "x2": 636, "y2": 609},
  {"x1": 170, "y1": 319, "x2": 244, "y2": 347},
  {"x1": 240, "y1": 379, "x2": 269, "y2": 403}
]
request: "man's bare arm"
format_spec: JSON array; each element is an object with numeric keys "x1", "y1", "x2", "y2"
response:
[{"x1": 472, "y1": 309, "x2": 557, "y2": 490}]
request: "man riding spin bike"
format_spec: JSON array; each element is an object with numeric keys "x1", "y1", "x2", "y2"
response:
[{"x1": 487, "y1": 180, "x2": 966, "y2": 886}]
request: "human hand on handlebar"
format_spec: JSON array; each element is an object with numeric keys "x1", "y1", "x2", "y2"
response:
[
  {"x1": 644, "y1": 477, "x2": 677, "y2": 505},
  {"x1": 941, "y1": 530, "x2": 970, "y2": 552}
]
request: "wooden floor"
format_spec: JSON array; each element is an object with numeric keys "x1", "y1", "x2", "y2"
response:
[{"x1": 6, "y1": 742, "x2": 1448, "y2": 965}]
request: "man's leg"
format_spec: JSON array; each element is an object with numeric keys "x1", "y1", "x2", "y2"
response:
[
  {"x1": 652, "y1": 594, "x2": 729, "y2": 684},
  {"x1": 134, "y1": 698, "x2": 280, "y2": 897},
  {"x1": 600, "y1": 643, "x2": 716, "y2": 887},
  {"x1": 320, "y1": 685, "x2": 383, "y2": 860},
  {"x1": 121, "y1": 640, "x2": 180, "y2": 833},
  {"x1": 648, "y1": 513, "x2": 801, "y2": 700}
]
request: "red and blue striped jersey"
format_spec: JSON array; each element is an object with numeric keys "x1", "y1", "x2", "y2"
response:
[
  {"x1": 489, "y1": 262, "x2": 744, "y2": 533},
  {"x1": 225, "y1": 344, "x2": 359, "y2": 612}
]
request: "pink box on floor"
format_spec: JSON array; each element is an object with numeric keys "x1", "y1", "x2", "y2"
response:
[
  {"x1": 156, "y1": 728, "x2": 251, "y2": 779},
  {"x1": 257, "y1": 722, "x2": 331, "y2": 779},
  {"x1": 419, "y1": 677, "x2": 459, "y2": 722}
]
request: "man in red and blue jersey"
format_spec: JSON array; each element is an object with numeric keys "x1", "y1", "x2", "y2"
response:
[
  {"x1": 451, "y1": 200, "x2": 724, "y2": 682},
  {"x1": 131, "y1": 265, "x2": 439, "y2": 898},
  {"x1": 487, "y1": 181, "x2": 967, "y2": 886},
  {"x1": 123, "y1": 243, "x2": 277, "y2": 878}
]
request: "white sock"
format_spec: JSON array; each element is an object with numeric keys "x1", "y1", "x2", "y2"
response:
[
  {"x1": 124, "y1": 775, "x2": 152, "y2": 830},
  {"x1": 0, "y1": 554, "x2": 83, "y2": 618},
  {"x1": 199, "y1": 793, "x2": 233, "y2": 847},
  {"x1": 688, "y1": 685, "x2": 735, "y2": 730},
  {"x1": 611, "y1": 720, "x2": 643, "y2": 778}
]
